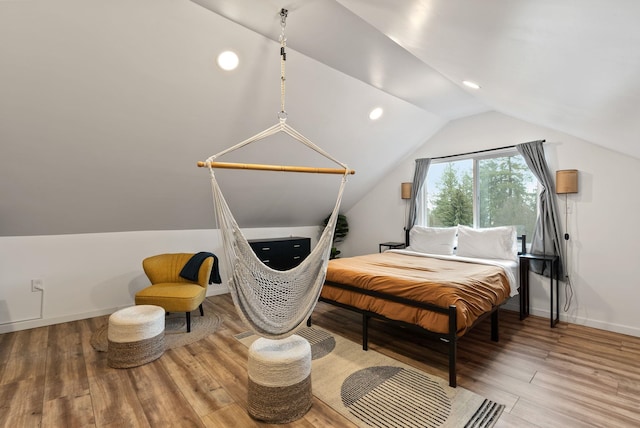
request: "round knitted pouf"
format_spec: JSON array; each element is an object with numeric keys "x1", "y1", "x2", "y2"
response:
[
  {"x1": 247, "y1": 335, "x2": 312, "y2": 423},
  {"x1": 107, "y1": 305, "x2": 165, "y2": 369}
]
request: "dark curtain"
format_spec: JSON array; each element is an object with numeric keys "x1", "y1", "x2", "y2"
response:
[
  {"x1": 406, "y1": 158, "x2": 431, "y2": 231},
  {"x1": 517, "y1": 140, "x2": 565, "y2": 279}
]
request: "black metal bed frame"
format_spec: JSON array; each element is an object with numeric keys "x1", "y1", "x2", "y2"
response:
[
  {"x1": 317, "y1": 282, "x2": 501, "y2": 387},
  {"x1": 312, "y1": 232, "x2": 526, "y2": 388}
]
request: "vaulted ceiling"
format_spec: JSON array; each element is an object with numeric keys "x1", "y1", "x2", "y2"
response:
[
  {"x1": 1, "y1": 0, "x2": 638, "y2": 236},
  {"x1": 201, "y1": 0, "x2": 640, "y2": 157}
]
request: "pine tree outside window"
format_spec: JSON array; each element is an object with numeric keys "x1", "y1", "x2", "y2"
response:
[{"x1": 422, "y1": 150, "x2": 538, "y2": 239}]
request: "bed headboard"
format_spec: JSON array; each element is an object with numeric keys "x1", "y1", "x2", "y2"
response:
[
  {"x1": 404, "y1": 227, "x2": 527, "y2": 255},
  {"x1": 517, "y1": 235, "x2": 527, "y2": 254}
]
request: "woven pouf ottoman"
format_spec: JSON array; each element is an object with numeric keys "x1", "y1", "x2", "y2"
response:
[
  {"x1": 107, "y1": 305, "x2": 165, "y2": 368},
  {"x1": 247, "y1": 334, "x2": 312, "y2": 423}
]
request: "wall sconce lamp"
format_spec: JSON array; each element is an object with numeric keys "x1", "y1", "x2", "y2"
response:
[
  {"x1": 556, "y1": 170, "x2": 578, "y2": 194},
  {"x1": 401, "y1": 182, "x2": 412, "y2": 199},
  {"x1": 556, "y1": 169, "x2": 578, "y2": 242},
  {"x1": 401, "y1": 182, "x2": 412, "y2": 230}
]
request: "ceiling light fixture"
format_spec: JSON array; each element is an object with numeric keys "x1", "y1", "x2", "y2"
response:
[
  {"x1": 217, "y1": 50, "x2": 239, "y2": 71},
  {"x1": 369, "y1": 107, "x2": 383, "y2": 120},
  {"x1": 462, "y1": 80, "x2": 481, "y2": 89}
]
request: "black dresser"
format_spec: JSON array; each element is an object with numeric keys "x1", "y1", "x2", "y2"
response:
[{"x1": 248, "y1": 236, "x2": 311, "y2": 271}]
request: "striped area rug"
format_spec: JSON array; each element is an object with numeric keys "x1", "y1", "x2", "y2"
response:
[{"x1": 235, "y1": 326, "x2": 503, "y2": 428}]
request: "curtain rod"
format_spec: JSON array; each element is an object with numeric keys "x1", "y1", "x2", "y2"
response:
[{"x1": 431, "y1": 140, "x2": 545, "y2": 160}]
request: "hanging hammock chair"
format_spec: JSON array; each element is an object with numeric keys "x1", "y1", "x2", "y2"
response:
[{"x1": 198, "y1": 9, "x2": 354, "y2": 339}]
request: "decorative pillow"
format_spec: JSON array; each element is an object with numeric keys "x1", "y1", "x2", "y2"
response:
[
  {"x1": 455, "y1": 225, "x2": 517, "y2": 261},
  {"x1": 408, "y1": 226, "x2": 457, "y2": 255}
]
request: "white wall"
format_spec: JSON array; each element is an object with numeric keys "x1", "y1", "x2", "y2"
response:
[
  {"x1": 342, "y1": 111, "x2": 640, "y2": 337},
  {"x1": 3, "y1": 110, "x2": 639, "y2": 338},
  {"x1": 0, "y1": 226, "x2": 320, "y2": 333}
]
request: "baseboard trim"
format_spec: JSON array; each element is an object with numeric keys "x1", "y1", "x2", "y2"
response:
[
  {"x1": 0, "y1": 289, "x2": 232, "y2": 334},
  {"x1": 5, "y1": 291, "x2": 637, "y2": 339},
  {"x1": 0, "y1": 307, "x2": 123, "y2": 334},
  {"x1": 502, "y1": 300, "x2": 640, "y2": 337}
]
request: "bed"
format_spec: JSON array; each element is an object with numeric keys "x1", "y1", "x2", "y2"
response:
[{"x1": 316, "y1": 225, "x2": 525, "y2": 387}]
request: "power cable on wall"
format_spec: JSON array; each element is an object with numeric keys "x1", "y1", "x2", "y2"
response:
[
  {"x1": 563, "y1": 193, "x2": 574, "y2": 312},
  {"x1": 0, "y1": 283, "x2": 44, "y2": 326}
]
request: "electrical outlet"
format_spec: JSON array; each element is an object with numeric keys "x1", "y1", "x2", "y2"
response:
[{"x1": 31, "y1": 279, "x2": 43, "y2": 292}]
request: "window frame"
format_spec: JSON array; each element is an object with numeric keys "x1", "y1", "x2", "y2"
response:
[{"x1": 420, "y1": 148, "x2": 538, "y2": 231}]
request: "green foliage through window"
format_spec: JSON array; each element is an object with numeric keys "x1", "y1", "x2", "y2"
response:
[
  {"x1": 429, "y1": 163, "x2": 473, "y2": 227},
  {"x1": 425, "y1": 152, "x2": 537, "y2": 238}
]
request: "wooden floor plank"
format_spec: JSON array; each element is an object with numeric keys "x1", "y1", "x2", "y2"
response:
[
  {"x1": 0, "y1": 377, "x2": 45, "y2": 428},
  {"x1": 509, "y1": 397, "x2": 589, "y2": 428},
  {"x1": 0, "y1": 347, "x2": 48, "y2": 385},
  {"x1": 0, "y1": 330, "x2": 16, "y2": 368},
  {"x1": 75, "y1": 315, "x2": 152, "y2": 427},
  {"x1": 161, "y1": 346, "x2": 234, "y2": 416},
  {"x1": 86, "y1": 369, "x2": 151, "y2": 427},
  {"x1": 547, "y1": 348, "x2": 640, "y2": 382},
  {"x1": 47, "y1": 320, "x2": 83, "y2": 354},
  {"x1": 42, "y1": 393, "x2": 96, "y2": 428},
  {"x1": 493, "y1": 408, "x2": 545, "y2": 428},
  {"x1": 470, "y1": 363, "x2": 638, "y2": 427},
  {"x1": 0, "y1": 325, "x2": 49, "y2": 386},
  {"x1": 8, "y1": 325, "x2": 49, "y2": 356},
  {"x1": 128, "y1": 361, "x2": 205, "y2": 427},
  {"x1": 192, "y1": 336, "x2": 251, "y2": 408},
  {"x1": 44, "y1": 346, "x2": 91, "y2": 401},
  {"x1": 301, "y1": 397, "x2": 359, "y2": 428},
  {"x1": 618, "y1": 377, "x2": 640, "y2": 402},
  {"x1": 531, "y1": 370, "x2": 640, "y2": 426},
  {"x1": 202, "y1": 403, "x2": 261, "y2": 428},
  {"x1": 1, "y1": 294, "x2": 640, "y2": 427}
]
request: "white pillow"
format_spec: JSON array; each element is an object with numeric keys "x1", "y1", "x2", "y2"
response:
[
  {"x1": 408, "y1": 226, "x2": 457, "y2": 255},
  {"x1": 456, "y1": 225, "x2": 517, "y2": 261}
]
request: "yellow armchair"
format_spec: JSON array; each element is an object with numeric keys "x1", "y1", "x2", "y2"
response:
[{"x1": 135, "y1": 253, "x2": 214, "y2": 332}]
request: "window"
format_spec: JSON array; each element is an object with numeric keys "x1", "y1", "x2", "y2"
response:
[{"x1": 422, "y1": 150, "x2": 538, "y2": 238}]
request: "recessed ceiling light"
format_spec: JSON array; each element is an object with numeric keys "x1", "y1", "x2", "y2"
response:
[
  {"x1": 369, "y1": 107, "x2": 383, "y2": 120},
  {"x1": 462, "y1": 80, "x2": 481, "y2": 89},
  {"x1": 217, "y1": 51, "x2": 239, "y2": 71}
]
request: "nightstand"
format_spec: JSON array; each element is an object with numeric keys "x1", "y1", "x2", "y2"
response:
[
  {"x1": 379, "y1": 242, "x2": 406, "y2": 253},
  {"x1": 518, "y1": 253, "x2": 560, "y2": 327}
]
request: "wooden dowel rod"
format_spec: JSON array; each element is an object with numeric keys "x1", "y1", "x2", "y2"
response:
[{"x1": 197, "y1": 161, "x2": 355, "y2": 175}]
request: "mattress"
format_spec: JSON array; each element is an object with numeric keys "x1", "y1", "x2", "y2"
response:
[{"x1": 321, "y1": 251, "x2": 516, "y2": 335}]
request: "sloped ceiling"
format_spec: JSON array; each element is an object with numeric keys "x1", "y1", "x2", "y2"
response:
[
  {"x1": 1, "y1": 0, "x2": 638, "y2": 236},
  {"x1": 336, "y1": 0, "x2": 640, "y2": 159}
]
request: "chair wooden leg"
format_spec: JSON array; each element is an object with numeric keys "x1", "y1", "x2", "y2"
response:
[
  {"x1": 199, "y1": 304, "x2": 204, "y2": 316},
  {"x1": 186, "y1": 312, "x2": 191, "y2": 333}
]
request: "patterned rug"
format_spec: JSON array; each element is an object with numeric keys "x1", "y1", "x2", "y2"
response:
[
  {"x1": 235, "y1": 326, "x2": 503, "y2": 428},
  {"x1": 91, "y1": 311, "x2": 223, "y2": 352}
]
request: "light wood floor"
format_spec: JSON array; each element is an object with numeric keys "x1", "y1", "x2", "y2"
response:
[{"x1": 1, "y1": 294, "x2": 639, "y2": 427}]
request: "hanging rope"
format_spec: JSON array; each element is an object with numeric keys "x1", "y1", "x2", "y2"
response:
[
  {"x1": 197, "y1": 7, "x2": 355, "y2": 176},
  {"x1": 198, "y1": 8, "x2": 353, "y2": 338},
  {"x1": 200, "y1": 120, "x2": 353, "y2": 174},
  {"x1": 279, "y1": 8, "x2": 288, "y2": 120}
]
